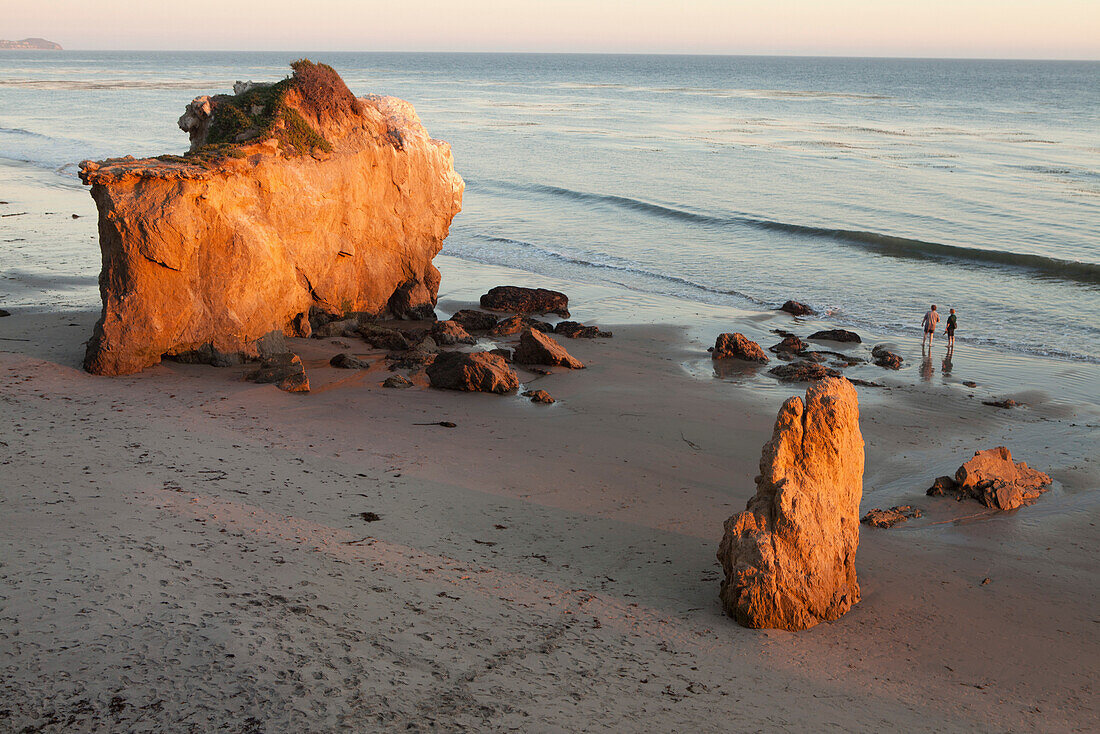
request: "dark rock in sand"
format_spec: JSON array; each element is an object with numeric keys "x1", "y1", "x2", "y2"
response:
[
  {"x1": 926, "y1": 475, "x2": 959, "y2": 497},
  {"x1": 861, "y1": 505, "x2": 923, "y2": 528},
  {"x1": 983, "y1": 398, "x2": 1021, "y2": 409},
  {"x1": 490, "y1": 348, "x2": 513, "y2": 362},
  {"x1": 382, "y1": 375, "x2": 414, "y2": 389},
  {"x1": 358, "y1": 323, "x2": 411, "y2": 351},
  {"x1": 480, "y1": 285, "x2": 570, "y2": 318},
  {"x1": 554, "y1": 321, "x2": 612, "y2": 339},
  {"x1": 449, "y1": 309, "x2": 499, "y2": 332},
  {"x1": 808, "y1": 329, "x2": 862, "y2": 344},
  {"x1": 513, "y1": 329, "x2": 585, "y2": 369},
  {"x1": 871, "y1": 345, "x2": 903, "y2": 370},
  {"x1": 408, "y1": 335, "x2": 440, "y2": 356},
  {"x1": 426, "y1": 351, "x2": 519, "y2": 394},
  {"x1": 962, "y1": 380, "x2": 977, "y2": 388},
  {"x1": 711, "y1": 333, "x2": 769, "y2": 363},
  {"x1": 769, "y1": 335, "x2": 806, "y2": 359},
  {"x1": 522, "y1": 389, "x2": 556, "y2": 404},
  {"x1": 780, "y1": 300, "x2": 815, "y2": 316},
  {"x1": 387, "y1": 353, "x2": 437, "y2": 370},
  {"x1": 0, "y1": 309, "x2": 10, "y2": 317},
  {"x1": 431, "y1": 319, "x2": 476, "y2": 346},
  {"x1": 313, "y1": 318, "x2": 360, "y2": 338},
  {"x1": 291, "y1": 312, "x2": 311, "y2": 338},
  {"x1": 954, "y1": 447, "x2": 1051, "y2": 510},
  {"x1": 387, "y1": 278, "x2": 438, "y2": 321},
  {"x1": 246, "y1": 353, "x2": 309, "y2": 393},
  {"x1": 489, "y1": 315, "x2": 553, "y2": 337},
  {"x1": 768, "y1": 361, "x2": 841, "y2": 383},
  {"x1": 330, "y1": 353, "x2": 370, "y2": 369},
  {"x1": 812, "y1": 350, "x2": 865, "y2": 366}
]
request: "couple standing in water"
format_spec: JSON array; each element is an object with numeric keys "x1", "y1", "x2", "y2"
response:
[
  {"x1": 921, "y1": 304, "x2": 957, "y2": 380},
  {"x1": 921, "y1": 304, "x2": 957, "y2": 351}
]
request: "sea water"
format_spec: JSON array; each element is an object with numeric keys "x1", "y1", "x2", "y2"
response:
[{"x1": 1, "y1": 51, "x2": 1098, "y2": 368}]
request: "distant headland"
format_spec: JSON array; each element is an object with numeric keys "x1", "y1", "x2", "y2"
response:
[{"x1": 0, "y1": 38, "x2": 62, "y2": 50}]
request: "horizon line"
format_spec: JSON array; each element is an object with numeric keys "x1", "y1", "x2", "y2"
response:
[{"x1": 27, "y1": 49, "x2": 1100, "y2": 62}]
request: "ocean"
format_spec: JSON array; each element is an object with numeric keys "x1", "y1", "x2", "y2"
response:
[{"x1": 1, "y1": 51, "x2": 1098, "y2": 372}]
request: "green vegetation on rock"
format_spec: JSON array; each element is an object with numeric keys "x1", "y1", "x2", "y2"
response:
[{"x1": 187, "y1": 59, "x2": 356, "y2": 163}]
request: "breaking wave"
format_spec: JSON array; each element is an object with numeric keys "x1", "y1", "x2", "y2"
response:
[{"x1": 478, "y1": 180, "x2": 1100, "y2": 286}]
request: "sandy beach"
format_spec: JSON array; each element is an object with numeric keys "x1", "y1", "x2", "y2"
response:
[{"x1": 2, "y1": 237, "x2": 1098, "y2": 731}]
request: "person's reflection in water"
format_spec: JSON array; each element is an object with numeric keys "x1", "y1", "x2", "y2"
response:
[
  {"x1": 920, "y1": 352, "x2": 934, "y2": 381},
  {"x1": 942, "y1": 349, "x2": 953, "y2": 377}
]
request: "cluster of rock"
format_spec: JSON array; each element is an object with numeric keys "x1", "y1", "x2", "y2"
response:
[
  {"x1": 708, "y1": 326, "x2": 906, "y2": 383},
  {"x1": 717, "y1": 377, "x2": 864, "y2": 630},
  {"x1": 283, "y1": 285, "x2": 600, "y2": 401},
  {"x1": 927, "y1": 447, "x2": 1052, "y2": 511},
  {"x1": 78, "y1": 62, "x2": 464, "y2": 376}
]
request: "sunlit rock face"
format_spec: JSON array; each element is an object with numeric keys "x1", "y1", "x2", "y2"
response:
[
  {"x1": 79, "y1": 61, "x2": 464, "y2": 375},
  {"x1": 717, "y1": 377, "x2": 864, "y2": 630}
]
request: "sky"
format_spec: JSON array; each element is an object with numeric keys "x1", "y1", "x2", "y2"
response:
[{"x1": 2, "y1": 0, "x2": 1099, "y2": 58}]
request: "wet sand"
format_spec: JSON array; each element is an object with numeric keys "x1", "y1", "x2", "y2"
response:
[{"x1": 1, "y1": 292, "x2": 1098, "y2": 731}]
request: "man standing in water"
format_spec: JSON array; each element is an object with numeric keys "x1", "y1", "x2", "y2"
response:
[
  {"x1": 922, "y1": 304, "x2": 940, "y2": 349},
  {"x1": 944, "y1": 308, "x2": 957, "y2": 350}
]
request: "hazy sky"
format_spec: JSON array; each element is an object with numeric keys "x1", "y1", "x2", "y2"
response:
[{"x1": 3, "y1": 1, "x2": 1098, "y2": 58}]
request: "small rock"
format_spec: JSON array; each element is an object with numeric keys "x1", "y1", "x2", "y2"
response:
[
  {"x1": 480, "y1": 285, "x2": 570, "y2": 317},
  {"x1": 981, "y1": 577, "x2": 992, "y2": 586},
  {"x1": 449, "y1": 309, "x2": 499, "y2": 332},
  {"x1": 0, "y1": 309, "x2": 10, "y2": 317},
  {"x1": 513, "y1": 329, "x2": 585, "y2": 369},
  {"x1": 314, "y1": 318, "x2": 360, "y2": 338},
  {"x1": 962, "y1": 381, "x2": 977, "y2": 388},
  {"x1": 489, "y1": 347, "x2": 513, "y2": 362},
  {"x1": 871, "y1": 345, "x2": 903, "y2": 370},
  {"x1": 360, "y1": 512, "x2": 381, "y2": 522},
  {"x1": 522, "y1": 389, "x2": 555, "y2": 404},
  {"x1": 769, "y1": 335, "x2": 806, "y2": 359},
  {"x1": 330, "y1": 353, "x2": 370, "y2": 369},
  {"x1": 431, "y1": 319, "x2": 476, "y2": 346},
  {"x1": 926, "y1": 475, "x2": 959, "y2": 497},
  {"x1": 426, "y1": 351, "x2": 519, "y2": 393},
  {"x1": 358, "y1": 323, "x2": 411, "y2": 351},
  {"x1": 407, "y1": 335, "x2": 440, "y2": 356},
  {"x1": 554, "y1": 321, "x2": 612, "y2": 338},
  {"x1": 71, "y1": 213, "x2": 80, "y2": 219},
  {"x1": 780, "y1": 300, "x2": 815, "y2": 316},
  {"x1": 291, "y1": 312, "x2": 312, "y2": 338},
  {"x1": 489, "y1": 315, "x2": 553, "y2": 337},
  {"x1": 711, "y1": 333, "x2": 769, "y2": 363},
  {"x1": 860, "y1": 505, "x2": 923, "y2": 528},
  {"x1": 768, "y1": 362, "x2": 841, "y2": 382},
  {"x1": 382, "y1": 375, "x2": 414, "y2": 389},
  {"x1": 246, "y1": 353, "x2": 309, "y2": 392},
  {"x1": 982, "y1": 398, "x2": 1020, "y2": 409},
  {"x1": 808, "y1": 329, "x2": 862, "y2": 343}
]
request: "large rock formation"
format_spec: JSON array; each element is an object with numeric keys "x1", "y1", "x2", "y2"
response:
[
  {"x1": 79, "y1": 60, "x2": 464, "y2": 375},
  {"x1": 717, "y1": 377, "x2": 864, "y2": 630}
]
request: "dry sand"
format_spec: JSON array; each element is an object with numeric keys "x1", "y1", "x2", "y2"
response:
[{"x1": 1, "y1": 296, "x2": 1098, "y2": 732}]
